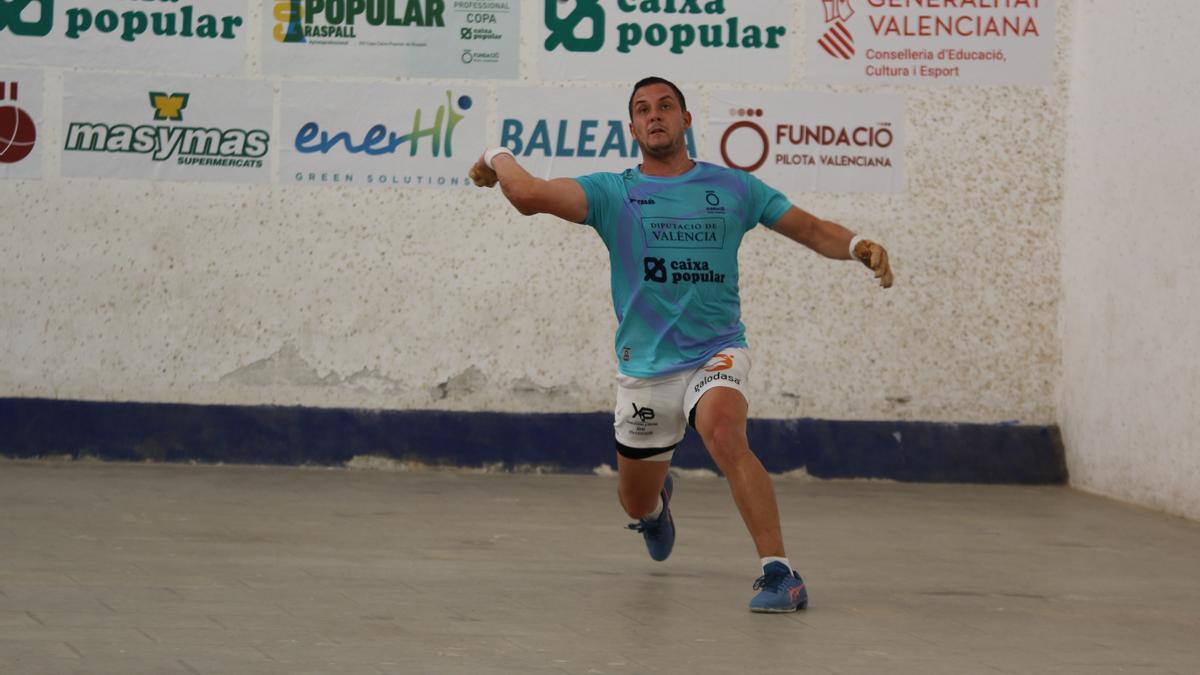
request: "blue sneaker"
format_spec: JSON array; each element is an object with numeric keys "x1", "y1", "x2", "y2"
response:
[
  {"x1": 749, "y1": 562, "x2": 808, "y2": 612},
  {"x1": 626, "y1": 474, "x2": 674, "y2": 561}
]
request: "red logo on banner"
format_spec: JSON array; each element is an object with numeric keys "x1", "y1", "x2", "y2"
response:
[
  {"x1": 819, "y1": 0, "x2": 855, "y2": 60},
  {"x1": 0, "y1": 82, "x2": 37, "y2": 164},
  {"x1": 719, "y1": 108, "x2": 769, "y2": 173}
]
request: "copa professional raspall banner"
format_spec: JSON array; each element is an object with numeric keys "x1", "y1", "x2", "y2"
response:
[
  {"x1": 538, "y1": 0, "x2": 793, "y2": 84},
  {"x1": 806, "y1": 0, "x2": 1055, "y2": 85},
  {"x1": 0, "y1": 0, "x2": 248, "y2": 75},
  {"x1": 262, "y1": 0, "x2": 518, "y2": 79}
]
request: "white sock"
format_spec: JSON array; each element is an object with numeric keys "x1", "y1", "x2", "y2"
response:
[
  {"x1": 644, "y1": 497, "x2": 663, "y2": 521},
  {"x1": 761, "y1": 556, "x2": 792, "y2": 573}
]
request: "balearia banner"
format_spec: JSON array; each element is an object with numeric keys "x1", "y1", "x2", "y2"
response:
[
  {"x1": 279, "y1": 82, "x2": 485, "y2": 188},
  {"x1": 61, "y1": 73, "x2": 273, "y2": 183},
  {"x1": 537, "y1": 0, "x2": 793, "y2": 84},
  {"x1": 495, "y1": 86, "x2": 700, "y2": 178},
  {"x1": 0, "y1": 68, "x2": 43, "y2": 180},
  {"x1": 0, "y1": 0, "x2": 248, "y2": 74},
  {"x1": 262, "y1": 0, "x2": 518, "y2": 79},
  {"x1": 806, "y1": 0, "x2": 1055, "y2": 85},
  {"x1": 708, "y1": 90, "x2": 906, "y2": 193}
]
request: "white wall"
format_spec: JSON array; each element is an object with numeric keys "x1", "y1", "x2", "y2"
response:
[
  {"x1": 0, "y1": 1, "x2": 1073, "y2": 426},
  {"x1": 1060, "y1": 1, "x2": 1200, "y2": 519}
]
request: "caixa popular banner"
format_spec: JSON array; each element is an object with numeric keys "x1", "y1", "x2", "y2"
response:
[
  {"x1": 708, "y1": 90, "x2": 906, "y2": 193},
  {"x1": 538, "y1": 0, "x2": 793, "y2": 84},
  {"x1": 806, "y1": 0, "x2": 1056, "y2": 85},
  {"x1": 279, "y1": 81, "x2": 486, "y2": 188},
  {"x1": 0, "y1": 0, "x2": 248, "y2": 74}
]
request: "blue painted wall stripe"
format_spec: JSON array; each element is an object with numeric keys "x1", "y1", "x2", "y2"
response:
[{"x1": 0, "y1": 398, "x2": 1066, "y2": 484}]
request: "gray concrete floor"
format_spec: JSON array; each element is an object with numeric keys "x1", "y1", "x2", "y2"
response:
[{"x1": 1, "y1": 460, "x2": 1198, "y2": 675}]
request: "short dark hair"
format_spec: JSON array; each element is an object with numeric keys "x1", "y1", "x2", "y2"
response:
[{"x1": 628, "y1": 76, "x2": 687, "y2": 120}]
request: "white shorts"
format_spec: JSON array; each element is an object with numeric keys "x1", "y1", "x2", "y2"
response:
[{"x1": 613, "y1": 347, "x2": 751, "y2": 462}]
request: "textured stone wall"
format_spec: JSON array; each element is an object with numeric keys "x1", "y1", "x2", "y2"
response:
[
  {"x1": 1060, "y1": 0, "x2": 1200, "y2": 520},
  {"x1": 0, "y1": 1, "x2": 1073, "y2": 426}
]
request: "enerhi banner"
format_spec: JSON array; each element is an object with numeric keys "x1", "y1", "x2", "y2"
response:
[
  {"x1": 0, "y1": 0, "x2": 248, "y2": 74},
  {"x1": 806, "y1": 0, "x2": 1055, "y2": 85},
  {"x1": 279, "y1": 82, "x2": 486, "y2": 188},
  {"x1": 537, "y1": 0, "x2": 793, "y2": 84}
]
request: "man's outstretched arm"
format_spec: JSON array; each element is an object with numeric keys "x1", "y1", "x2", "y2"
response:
[
  {"x1": 469, "y1": 149, "x2": 588, "y2": 223},
  {"x1": 770, "y1": 205, "x2": 894, "y2": 288}
]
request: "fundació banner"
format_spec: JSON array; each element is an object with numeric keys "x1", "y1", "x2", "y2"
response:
[
  {"x1": 495, "y1": 86, "x2": 701, "y2": 178},
  {"x1": 60, "y1": 73, "x2": 273, "y2": 183},
  {"x1": 0, "y1": 0, "x2": 248, "y2": 75},
  {"x1": 0, "y1": 68, "x2": 43, "y2": 180},
  {"x1": 708, "y1": 90, "x2": 905, "y2": 193},
  {"x1": 279, "y1": 82, "x2": 486, "y2": 188},
  {"x1": 262, "y1": 0, "x2": 519, "y2": 79},
  {"x1": 806, "y1": 0, "x2": 1056, "y2": 85},
  {"x1": 537, "y1": 0, "x2": 793, "y2": 84}
]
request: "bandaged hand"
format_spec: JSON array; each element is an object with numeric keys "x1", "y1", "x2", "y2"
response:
[
  {"x1": 852, "y1": 239, "x2": 894, "y2": 289},
  {"x1": 468, "y1": 156, "x2": 498, "y2": 188}
]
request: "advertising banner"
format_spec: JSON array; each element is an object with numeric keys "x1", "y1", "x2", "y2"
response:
[
  {"x1": 262, "y1": 0, "x2": 519, "y2": 79},
  {"x1": 806, "y1": 0, "x2": 1055, "y2": 85},
  {"x1": 61, "y1": 73, "x2": 273, "y2": 183},
  {"x1": 279, "y1": 82, "x2": 485, "y2": 188},
  {"x1": 0, "y1": 68, "x2": 43, "y2": 180},
  {"x1": 708, "y1": 90, "x2": 905, "y2": 193},
  {"x1": 0, "y1": 0, "x2": 248, "y2": 75},
  {"x1": 537, "y1": 0, "x2": 793, "y2": 84},
  {"x1": 495, "y1": 85, "x2": 702, "y2": 178}
]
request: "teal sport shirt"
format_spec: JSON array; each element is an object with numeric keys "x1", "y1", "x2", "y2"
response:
[{"x1": 574, "y1": 161, "x2": 792, "y2": 377}]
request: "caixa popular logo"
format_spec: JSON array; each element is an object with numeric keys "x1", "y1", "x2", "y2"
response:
[
  {"x1": 718, "y1": 106, "x2": 895, "y2": 172},
  {"x1": 0, "y1": 0, "x2": 53, "y2": 36},
  {"x1": 0, "y1": 0, "x2": 244, "y2": 42},
  {"x1": 294, "y1": 92, "x2": 470, "y2": 158},
  {"x1": 545, "y1": 0, "x2": 785, "y2": 55},
  {"x1": 0, "y1": 82, "x2": 37, "y2": 164},
  {"x1": 500, "y1": 116, "x2": 696, "y2": 159},
  {"x1": 64, "y1": 92, "x2": 270, "y2": 167}
]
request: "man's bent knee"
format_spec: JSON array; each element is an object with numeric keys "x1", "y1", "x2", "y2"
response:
[
  {"x1": 616, "y1": 441, "x2": 673, "y2": 518},
  {"x1": 698, "y1": 422, "x2": 750, "y2": 465},
  {"x1": 698, "y1": 420, "x2": 745, "y2": 450}
]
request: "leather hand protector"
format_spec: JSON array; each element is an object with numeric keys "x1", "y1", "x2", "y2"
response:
[
  {"x1": 468, "y1": 157, "x2": 498, "y2": 188},
  {"x1": 853, "y1": 239, "x2": 894, "y2": 289}
]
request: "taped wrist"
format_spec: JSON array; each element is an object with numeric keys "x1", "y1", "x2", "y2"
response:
[
  {"x1": 848, "y1": 234, "x2": 865, "y2": 260},
  {"x1": 484, "y1": 146, "x2": 514, "y2": 170}
]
